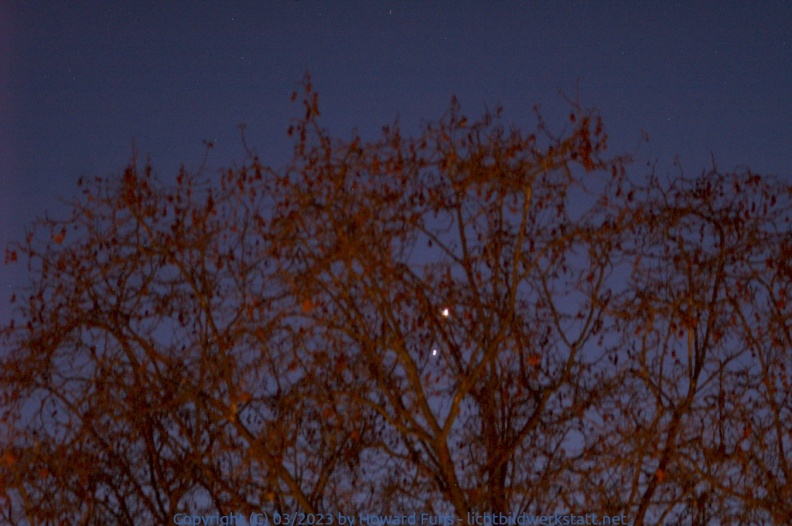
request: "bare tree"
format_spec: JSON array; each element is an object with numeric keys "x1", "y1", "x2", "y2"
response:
[
  {"x1": 2, "y1": 79, "x2": 790, "y2": 524},
  {"x1": 580, "y1": 170, "x2": 792, "y2": 525}
]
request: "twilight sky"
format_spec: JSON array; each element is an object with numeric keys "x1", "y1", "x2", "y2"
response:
[{"x1": 1, "y1": 2, "x2": 791, "y2": 322}]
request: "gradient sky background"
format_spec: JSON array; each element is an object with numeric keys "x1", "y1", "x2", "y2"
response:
[{"x1": 1, "y1": 2, "x2": 791, "y2": 323}]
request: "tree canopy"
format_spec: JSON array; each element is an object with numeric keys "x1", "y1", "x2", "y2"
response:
[{"x1": 2, "y1": 79, "x2": 791, "y2": 525}]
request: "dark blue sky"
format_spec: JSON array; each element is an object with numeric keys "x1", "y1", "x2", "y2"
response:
[{"x1": 1, "y1": 2, "x2": 791, "y2": 321}]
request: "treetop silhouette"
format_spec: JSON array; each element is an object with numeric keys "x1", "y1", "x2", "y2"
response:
[{"x1": 2, "y1": 78, "x2": 791, "y2": 525}]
